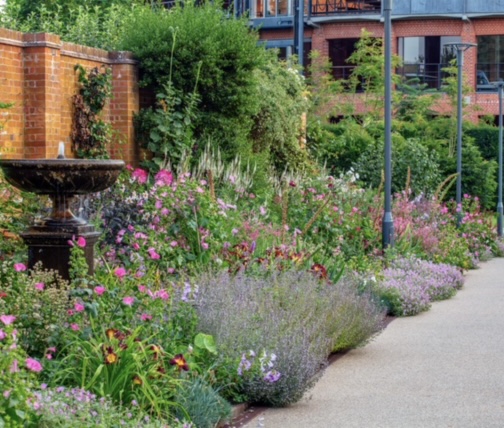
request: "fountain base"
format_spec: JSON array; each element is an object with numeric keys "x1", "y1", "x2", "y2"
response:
[{"x1": 21, "y1": 223, "x2": 101, "y2": 281}]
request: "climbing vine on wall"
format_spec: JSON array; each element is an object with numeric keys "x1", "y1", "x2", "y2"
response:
[{"x1": 71, "y1": 64, "x2": 112, "y2": 159}]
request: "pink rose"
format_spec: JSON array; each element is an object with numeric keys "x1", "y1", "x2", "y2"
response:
[
  {"x1": 0, "y1": 315, "x2": 16, "y2": 326},
  {"x1": 26, "y1": 358, "x2": 43, "y2": 373},
  {"x1": 114, "y1": 267, "x2": 127, "y2": 279},
  {"x1": 94, "y1": 286, "x2": 106, "y2": 296},
  {"x1": 132, "y1": 168, "x2": 148, "y2": 184},
  {"x1": 123, "y1": 296, "x2": 135, "y2": 306},
  {"x1": 14, "y1": 263, "x2": 26, "y2": 272}
]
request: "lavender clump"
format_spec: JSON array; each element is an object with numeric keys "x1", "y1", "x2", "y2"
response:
[
  {"x1": 378, "y1": 257, "x2": 465, "y2": 316},
  {"x1": 196, "y1": 268, "x2": 385, "y2": 406}
]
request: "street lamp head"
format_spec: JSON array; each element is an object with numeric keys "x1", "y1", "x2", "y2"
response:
[{"x1": 443, "y1": 42, "x2": 477, "y2": 52}]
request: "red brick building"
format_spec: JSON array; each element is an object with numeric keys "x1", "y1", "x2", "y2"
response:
[{"x1": 246, "y1": 0, "x2": 504, "y2": 121}]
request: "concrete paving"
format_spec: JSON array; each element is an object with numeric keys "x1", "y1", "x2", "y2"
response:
[{"x1": 244, "y1": 258, "x2": 504, "y2": 428}]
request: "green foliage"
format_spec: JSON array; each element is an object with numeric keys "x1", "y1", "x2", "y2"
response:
[
  {"x1": 354, "y1": 137, "x2": 441, "y2": 196},
  {"x1": 308, "y1": 120, "x2": 375, "y2": 175},
  {"x1": 466, "y1": 125, "x2": 499, "y2": 161},
  {"x1": 120, "y1": 2, "x2": 268, "y2": 161},
  {"x1": 436, "y1": 138, "x2": 497, "y2": 209},
  {"x1": 0, "y1": 261, "x2": 72, "y2": 358},
  {"x1": 250, "y1": 59, "x2": 312, "y2": 172},
  {"x1": 71, "y1": 65, "x2": 113, "y2": 159},
  {"x1": 174, "y1": 377, "x2": 232, "y2": 428},
  {"x1": 0, "y1": 2, "x2": 137, "y2": 51},
  {"x1": 142, "y1": 81, "x2": 200, "y2": 172},
  {"x1": 0, "y1": 319, "x2": 38, "y2": 427}
]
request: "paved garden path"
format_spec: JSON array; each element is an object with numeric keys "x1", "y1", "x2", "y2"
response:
[{"x1": 243, "y1": 257, "x2": 504, "y2": 428}]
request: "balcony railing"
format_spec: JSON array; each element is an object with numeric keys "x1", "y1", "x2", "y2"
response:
[
  {"x1": 332, "y1": 63, "x2": 501, "y2": 93},
  {"x1": 310, "y1": 0, "x2": 381, "y2": 16}
]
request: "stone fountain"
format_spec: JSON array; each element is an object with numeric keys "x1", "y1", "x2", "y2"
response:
[{"x1": 0, "y1": 143, "x2": 124, "y2": 280}]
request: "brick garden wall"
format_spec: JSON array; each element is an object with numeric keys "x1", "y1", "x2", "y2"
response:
[{"x1": 0, "y1": 29, "x2": 139, "y2": 163}]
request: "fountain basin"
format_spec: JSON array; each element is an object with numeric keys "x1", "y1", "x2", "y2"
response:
[{"x1": 0, "y1": 159, "x2": 125, "y2": 195}]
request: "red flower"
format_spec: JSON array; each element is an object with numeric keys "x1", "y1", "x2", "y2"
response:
[
  {"x1": 310, "y1": 263, "x2": 328, "y2": 280},
  {"x1": 170, "y1": 354, "x2": 189, "y2": 371},
  {"x1": 0, "y1": 292, "x2": 7, "y2": 299}
]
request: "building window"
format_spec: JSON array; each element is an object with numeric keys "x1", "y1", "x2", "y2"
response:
[
  {"x1": 477, "y1": 36, "x2": 504, "y2": 83},
  {"x1": 397, "y1": 36, "x2": 461, "y2": 90},
  {"x1": 255, "y1": 0, "x2": 291, "y2": 17}
]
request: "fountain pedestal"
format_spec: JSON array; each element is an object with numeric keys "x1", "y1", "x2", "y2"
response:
[{"x1": 22, "y1": 223, "x2": 101, "y2": 280}]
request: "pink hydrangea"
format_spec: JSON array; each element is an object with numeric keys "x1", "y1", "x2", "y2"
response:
[{"x1": 26, "y1": 358, "x2": 43, "y2": 373}]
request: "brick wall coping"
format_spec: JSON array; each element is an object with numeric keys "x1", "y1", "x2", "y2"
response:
[{"x1": 0, "y1": 27, "x2": 136, "y2": 64}]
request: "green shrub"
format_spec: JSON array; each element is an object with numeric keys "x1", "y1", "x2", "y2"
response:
[
  {"x1": 466, "y1": 125, "x2": 499, "y2": 161},
  {"x1": 353, "y1": 137, "x2": 441, "y2": 196},
  {"x1": 174, "y1": 378, "x2": 232, "y2": 428}
]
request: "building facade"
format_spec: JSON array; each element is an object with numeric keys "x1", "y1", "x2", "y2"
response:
[{"x1": 240, "y1": 0, "x2": 504, "y2": 121}]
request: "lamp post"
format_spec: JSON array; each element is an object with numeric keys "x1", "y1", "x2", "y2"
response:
[
  {"x1": 444, "y1": 42, "x2": 476, "y2": 227},
  {"x1": 498, "y1": 82, "x2": 503, "y2": 237},
  {"x1": 382, "y1": 0, "x2": 394, "y2": 249}
]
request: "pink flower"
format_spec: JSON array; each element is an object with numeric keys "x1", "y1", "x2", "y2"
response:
[
  {"x1": 196, "y1": 187, "x2": 204, "y2": 193},
  {"x1": 133, "y1": 243, "x2": 140, "y2": 250},
  {"x1": 76, "y1": 236, "x2": 86, "y2": 248},
  {"x1": 46, "y1": 354, "x2": 53, "y2": 360},
  {"x1": 3, "y1": 390, "x2": 10, "y2": 399},
  {"x1": 67, "y1": 309, "x2": 74, "y2": 316},
  {"x1": 0, "y1": 329, "x2": 6, "y2": 340},
  {"x1": 94, "y1": 286, "x2": 106, "y2": 295},
  {"x1": 260, "y1": 206, "x2": 267, "y2": 216},
  {"x1": 201, "y1": 242, "x2": 209, "y2": 250},
  {"x1": 167, "y1": 268, "x2": 175, "y2": 274},
  {"x1": 70, "y1": 323, "x2": 80, "y2": 331},
  {"x1": 34, "y1": 282, "x2": 45, "y2": 291},
  {"x1": 155, "y1": 169, "x2": 173, "y2": 186},
  {"x1": 74, "y1": 303, "x2": 85, "y2": 312},
  {"x1": 0, "y1": 315, "x2": 16, "y2": 326},
  {"x1": 147, "y1": 248, "x2": 161, "y2": 260},
  {"x1": 14, "y1": 263, "x2": 26, "y2": 272},
  {"x1": 170, "y1": 241, "x2": 178, "y2": 248},
  {"x1": 26, "y1": 358, "x2": 43, "y2": 373},
  {"x1": 10, "y1": 360, "x2": 19, "y2": 373},
  {"x1": 157, "y1": 289, "x2": 169, "y2": 300},
  {"x1": 114, "y1": 267, "x2": 127, "y2": 279},
  {"x1": 123, "y1": 296, "x2": 135, "y2": 306},
  {"x1": 138, "y1": 285, "x2": 146, "y2": 293},
  {"x1": 132, "y1": 168, "x2": 148, "y2": 184},
  {"x1": 140, "y1": 313, "x2": 152, "y2": 321}
]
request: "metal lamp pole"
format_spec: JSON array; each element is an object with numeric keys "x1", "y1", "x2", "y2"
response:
[
  {"x1": 498, "y1": 82, "x2": 503, "y2": 236},
  {"x1": 445, "y1": 43, "x2": 476, "y2": 227},
  {"x1": 382, "y1": 0, "x2": 394, "y2": 249}
]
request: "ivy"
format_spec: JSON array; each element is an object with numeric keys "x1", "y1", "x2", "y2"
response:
[{"x1": 71, "y1": 64, "x2": 112, "y2": 159}]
